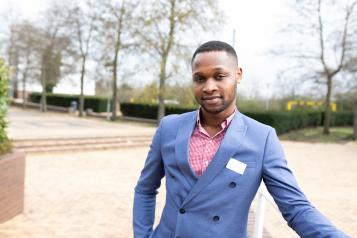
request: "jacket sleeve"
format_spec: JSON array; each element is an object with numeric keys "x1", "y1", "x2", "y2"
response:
[
  {"x1": 133, "y1": 120, "x2": 165, "y2": 238},
  {"x1": 262, "y1": 128, "x2": 350, "y2": 238}
]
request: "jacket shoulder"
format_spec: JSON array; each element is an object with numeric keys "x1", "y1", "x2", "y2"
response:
[{"x1": 240, "y1": 112, "x2": 273, "y2": 135}]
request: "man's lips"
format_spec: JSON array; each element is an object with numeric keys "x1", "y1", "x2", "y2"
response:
[
  {"x1": 202, "y1": 95, "x2": 221, "y2": 100},
  {"x1": 202, "y1": 96, "x2": 222, "y2": 104}
]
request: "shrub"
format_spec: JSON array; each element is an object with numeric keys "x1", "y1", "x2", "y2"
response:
[
  {"x1": 328, "y1": 111, "x2": 354, "y2": 127},
  {"x1": 120, "y1": 102, "x2": 195, "y2": 119},
  {"x1": 0, "y1": 59, "x2": 12, "y2": 155},
  {"x1": 244, "y1": 111, "x2": 322, "y2": 134},
  {"x1": 29, "y1": 92, "x2": 110, "y2": 113},
  {"x1": 119, "y1": 103, "x2": 353, "y2": 134},
  {"x1": 120, "y1": 103, "x2": 158, "y2": 119}
]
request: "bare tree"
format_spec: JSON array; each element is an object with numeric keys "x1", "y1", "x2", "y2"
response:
[
  {"x1": 136, "y1": 0, "x2": 223, "y2": 122},
  {"x1": 7, "y1": 22, "x2": 42, "y2": 108},
  {"x1": 276, "y1": 0, "x2": 357, "y2": 134},
  {"x1": 36, "y1": 2, "x2": 74, "y2": 112},
  {"x1": 64, "y1": 1, "x2": 98, "y2": 117},
  {"x1": 7, "y1": 24, "x2": 21, "y2": 99},
  {"x1": 97, "y1": 0, "x2": 139, "y2": 120},
  {"x1": 6, "y1": 19, "x2": 71, "y2": 110},
  {"x1": 2, "y1": 2, "x2": 75, "y2": 112}
]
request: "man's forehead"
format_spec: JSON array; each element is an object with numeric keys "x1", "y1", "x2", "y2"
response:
[
  {"x1": 192, "y1": 66, "x2": 228, "y2": 75},
  {"x1": 192, "y1": 51, "x2": 238, "y2": 70}
]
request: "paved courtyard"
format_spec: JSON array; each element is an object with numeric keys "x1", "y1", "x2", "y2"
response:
[{"x1": 0, "y1": 107, "x2": 356, "y2": 237}]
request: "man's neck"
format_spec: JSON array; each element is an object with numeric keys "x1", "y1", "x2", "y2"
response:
[{"x1": 200, "y1": 106, "x2": 236, "y2": 129}]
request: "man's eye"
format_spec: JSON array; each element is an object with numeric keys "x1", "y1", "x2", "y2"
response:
[
  {"x1": 194, "y1": 76, "x2": 205, "y2": 82},
  {"x1": 216, "y1": 74, "x2": 225, "y2": 80}
]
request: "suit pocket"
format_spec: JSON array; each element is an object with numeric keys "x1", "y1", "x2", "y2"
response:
[{"x1": 224, "y1": 161, "x2": 256, "y2": 186}]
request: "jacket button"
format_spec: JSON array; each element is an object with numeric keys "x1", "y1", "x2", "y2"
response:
[
  {"x1": 170, "y1": 174, "x2": 176, "y2": 179},
  {"x1": 179, "y1": 208, "x2": 185, "y2": 214},
  {"x1": 213, "y1": 215, "x2": 220, "y2": 222},
  {"x1": 229, "y1": 181, "x2": 236, "y2": 188}
]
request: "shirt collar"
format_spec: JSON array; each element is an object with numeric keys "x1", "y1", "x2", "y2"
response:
[{"x1": 196, "y1": 107, "x2": 236, "y2": 133}]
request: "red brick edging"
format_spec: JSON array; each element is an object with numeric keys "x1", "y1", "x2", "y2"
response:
[{"x1": 0, "y1": 151, "x2": 26, "y2": 223}]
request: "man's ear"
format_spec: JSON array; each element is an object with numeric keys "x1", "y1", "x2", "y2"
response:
[{"x1": 236, "y1": 67, "x2": 243, "y2": 84}]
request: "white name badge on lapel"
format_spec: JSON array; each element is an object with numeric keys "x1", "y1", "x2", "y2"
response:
[{"x1": 226, "y1": 158, "x2": 247, "y2": 175}]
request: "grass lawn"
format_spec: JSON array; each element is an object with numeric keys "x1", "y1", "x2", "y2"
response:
[{"x1": 279, "y1": 127, "x2": 355, "y2": 143}]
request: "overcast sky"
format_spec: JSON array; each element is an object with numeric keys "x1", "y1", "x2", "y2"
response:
[{"x1": 0, "y1": 0, "x2": 291, "y2": 97}]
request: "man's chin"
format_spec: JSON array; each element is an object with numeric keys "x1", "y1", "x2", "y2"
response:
[{"x1": 201, "y1": 105, "x2": 225, "y2": 115}]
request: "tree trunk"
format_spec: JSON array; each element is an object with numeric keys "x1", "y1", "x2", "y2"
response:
[
  {"x1": 110, "y1": 0, "x2": 125, "y2": 121},
  {"x1": 111, "y1": 60, "x2": 118, "y2": 120},
  {"x1": 157, "y1": 58, "x2": 167, "y2": 122},
  {"x1": 79, "y1": 57, "x2": 86, "y2": 117},
  {"x1": 40, "y1": 63, "x2": 47, "y2": 112},
  {"x1": 40, "y1": 78, "x2": 47, "y2": 112},
  {"x1": 22, "y1": 73, "x2": 27, "y2": 109},
  {"x1": 45, "y1": 84, "x2": 55, "y2": 93},
  {"x1": 353, "y1": 99, "x2": 357, "y2": 140},
  {"x1": 157, "y1": 0, "x2": 176, "y2": 123},
  {"x1": 21, "y1": 70, "x2": 27, "y2": 109},
  {"x1": 323, "y1": 75, "x2": 332, "y2": 135},
  {"x1": 13, "y1": 80, "x2": 18, "y2": 98}
]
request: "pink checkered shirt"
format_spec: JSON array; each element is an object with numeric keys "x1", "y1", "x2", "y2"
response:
[{"x1": 189, "y1": 109, "x2": 236, "y2": 176}]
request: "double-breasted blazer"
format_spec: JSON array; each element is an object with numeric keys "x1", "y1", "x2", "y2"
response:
[{"x1": 133, "y1": 110, "x2": 348, "y2": 238}]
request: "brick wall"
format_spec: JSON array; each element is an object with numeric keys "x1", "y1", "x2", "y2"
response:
[{"x1": 0, "y1": 152, "x2": 25, "y2": 223}]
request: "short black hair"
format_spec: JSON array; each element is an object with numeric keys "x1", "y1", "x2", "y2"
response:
[{"x1": 191, "y1": 40, "x2": 238, "y2": 65}]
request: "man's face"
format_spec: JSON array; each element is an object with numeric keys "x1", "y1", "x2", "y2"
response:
[{"x1": 191, "y1": 51, "x2": 242, "y2": 115}]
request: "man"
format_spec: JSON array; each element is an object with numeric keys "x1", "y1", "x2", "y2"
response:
[{"x1": 133, "y1": 41, "x2": 348, "y2": 238}]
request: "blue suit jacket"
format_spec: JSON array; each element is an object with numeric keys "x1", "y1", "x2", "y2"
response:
[{"x1": 133, "y1": 110, "x2": 348, "y2": 238}]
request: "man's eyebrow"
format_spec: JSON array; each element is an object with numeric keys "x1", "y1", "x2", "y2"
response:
[
  {"x1": 192, "y1": 66, "x2": 228, "y2": 75},
  {"x1": 212, "y1": 66, "x2": 226, "y2": 71}
]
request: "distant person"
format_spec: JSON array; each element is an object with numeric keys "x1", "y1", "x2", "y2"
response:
[{"x1": 133, "y1": 41, "x2": 349, "y2": 238}]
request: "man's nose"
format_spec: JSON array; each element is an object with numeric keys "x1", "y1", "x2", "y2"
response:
[{"x1": 203, "y1": 78, "x2": 218, "y2": 93}]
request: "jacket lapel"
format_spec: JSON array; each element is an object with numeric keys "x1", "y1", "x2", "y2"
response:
[
  {"x1": 182, "y1": 111, "x2": 247, "y2": 207},
  {"x1": 175, "y1": 111, "x2": 198, "y2": 187}
]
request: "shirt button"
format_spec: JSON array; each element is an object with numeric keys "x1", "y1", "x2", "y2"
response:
[
  {"x1": 179, "y1": 208, "x2": 186, "y2": 214},
  {"x1": 229, "y1": 182, "x2": 236, "y2": 188},
  {"x1": 213, "y1": 216, "x2": 220, "y2": 222}
]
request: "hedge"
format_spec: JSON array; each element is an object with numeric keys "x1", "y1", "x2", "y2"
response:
[
  {"x1": 120, "y1": 102, "x2": 196, "y2": 120},
  {"x1": 120, "y1": 103, "x2": 353, "y2": 134},
  {"x1": 0, "y1": 59, "x2": 12, "y2": 154},
  {"x1": 324, "y1": 111, "x2": 354, "y2": 126},
  {"x1": 29, "y1": 93, "x2": 110, "y2": 113},
  {"x1": 28, "y1": 94, "x2": 353, "y2": 135}
]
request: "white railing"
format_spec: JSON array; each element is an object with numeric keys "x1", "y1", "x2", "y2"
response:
[{"x1": 253, "y1": 183, "x2": 279, "y2": 238}]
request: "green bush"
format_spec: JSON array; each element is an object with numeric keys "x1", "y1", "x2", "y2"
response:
[
  {"x1": 29, "y1": 92, "x2": 110, "y2": 113},
  {"x1": 244, "y1": 111, "x2": 322, "y2": 134},
  {"x1": 0, "y1": 59, "x2": 12, "y2": 155},
  {"x1": 119, "y1": 103, "x2": 355, "y2": 134},
  {"x1": 120, "y1": 103, "x2": 196, "y2": 119},
  {"x1": 328, "y1": 111, "x2": 354, "y2": 127}
]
